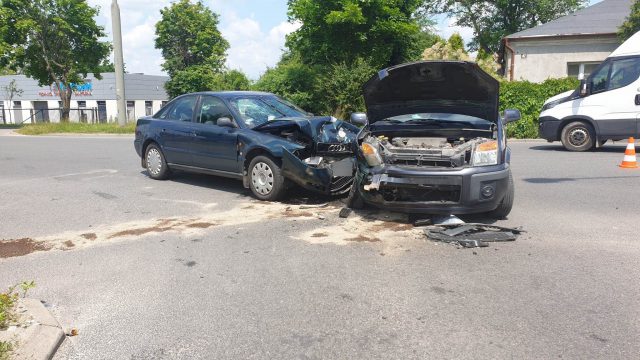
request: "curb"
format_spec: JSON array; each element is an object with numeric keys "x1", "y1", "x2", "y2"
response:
[{"x1": 5, "y1": 299, "x2": 65, "y2": 360}]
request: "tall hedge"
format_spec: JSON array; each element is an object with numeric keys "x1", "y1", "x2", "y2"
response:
[{"x1": 500, "y1": 77, "x2": 579, "y2": 138}]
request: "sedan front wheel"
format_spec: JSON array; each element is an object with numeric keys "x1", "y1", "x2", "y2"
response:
[{"x1": 248, "y1": 155, "x2": 285, "y2": 201}]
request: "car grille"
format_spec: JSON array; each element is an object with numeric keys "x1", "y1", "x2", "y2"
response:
[
  {"x1": 330, "y1": 176, "x2": 354, "y2": 194},
  {"x1": 380, "y1": 185, "x2": 461, "y2": 203}
]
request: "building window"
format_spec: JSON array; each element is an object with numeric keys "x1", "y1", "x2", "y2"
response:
[
  {"x1": 126, "y1": 101, "x2": 135, "y2": 120},
  {"x1": 567, "y1": 62, "x2": 601, "y2": 80},
  {"x1": 78, "y1": 101, "x2": 86, "y2": 108},
  {"x1": 145, "y1": 101, "x2": 153, "y2": 116},
  {"x1": 161, "y1": 101, "x2": 168, "y2": 108}
]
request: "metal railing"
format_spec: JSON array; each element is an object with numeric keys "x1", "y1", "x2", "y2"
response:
[{"x1": 0, "y1": 107, "x2": 106, "y2": 125}]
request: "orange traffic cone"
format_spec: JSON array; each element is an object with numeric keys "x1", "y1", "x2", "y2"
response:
[{"x1": 619, "y1": 137, "x2": 638, "y2": 168}]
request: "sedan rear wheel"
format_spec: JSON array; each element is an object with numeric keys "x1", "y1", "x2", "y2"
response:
[
  {"x1": 248, "y1": 156, "x2": 285, "y2": 201},
  {"x1": 145, "y1": 143, "x2": 170, "y2": 180}
]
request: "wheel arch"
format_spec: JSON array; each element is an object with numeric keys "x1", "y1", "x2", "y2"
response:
[
  {"x1": 242, "y1": 147, "x2": 279, "y2": 188},
  {"x1": 557, "y1": 116, "x2": 598, "y2": 140},
  {"x1": 141, "y1": 139, "x2": 160, "y2": 167}
]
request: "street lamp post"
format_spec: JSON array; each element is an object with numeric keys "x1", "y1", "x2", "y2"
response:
[{"x1": 111, "y1": 0, "x2": 126, "y2": 126}]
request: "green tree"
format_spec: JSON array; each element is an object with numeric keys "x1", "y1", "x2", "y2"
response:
[
  {"x1": 287, "y1": 0, "x2": 426, "y2": 69},
  {"x1": 317, "y1": 58, "x2": 377, "y2": 118},
  {"x1": 212, "y1": 69, "x2": 251, "y2": 91},
  {"x1": 424, "y1": 0, "x2": 586, "y2": 63},
  {"x1": 155, "y1": 0, "x2": 229, "y2": 96},
  {"x1": 447, "y1": 32, "x2": 465, "y2": 51},
  {"x1": 0, "y1": 0, "x2": 110, "y2": 121},
  {"x1": 1, "y1": 79, "x2": 22, "y2": 124},
  {"x1": 618, "y1": 0, "x2": 640, "y2": 41},
  {"x1": 253, "y1": 54, "x2": 322, "y2": 114}
]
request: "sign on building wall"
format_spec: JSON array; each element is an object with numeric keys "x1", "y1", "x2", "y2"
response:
[{"x1": 38, "y1": 80, "x2": 93, "y2": 97}]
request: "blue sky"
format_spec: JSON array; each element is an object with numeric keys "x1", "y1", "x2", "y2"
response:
[{"x1": 89, "y1": 0, "x2": 603, "y2": 79}]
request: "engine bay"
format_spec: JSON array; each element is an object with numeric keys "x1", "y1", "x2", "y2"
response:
[{"x1": 363, "y1": 135, "x2": 494, "y2": 168}]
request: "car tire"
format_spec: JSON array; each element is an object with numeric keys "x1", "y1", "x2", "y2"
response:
[
  {"x1": 561, "y1": 121, "x2": 595, "y2": 151},
  {"x1": 345, "y1": 178, "x2": 365, "y2": 209},
  {"x1": 145, "y1": 143, "x2": 170, "y2": 180},
  {"x1": 488, "y1": 170, "x2": 514, "y2": 219},
  {"x1": 248, "y1": 155, "x2": 286, "y2": 201}
]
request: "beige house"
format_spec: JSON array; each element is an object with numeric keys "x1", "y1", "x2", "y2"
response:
[{"x1": 503, "y1": 0, "x2": 632, "y2": 82}]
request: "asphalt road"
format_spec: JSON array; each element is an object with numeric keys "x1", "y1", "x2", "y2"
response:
[{"x1": 1, "y1": 133, "x2": 639, "y2": 359}]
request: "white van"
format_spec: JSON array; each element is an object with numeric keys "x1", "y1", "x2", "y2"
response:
[{"x1": 539, "y1": 31, "x2": 640, "y2": 151}]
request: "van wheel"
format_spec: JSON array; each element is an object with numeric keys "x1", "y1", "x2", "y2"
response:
[
  {"x1": 561, "y1": 121, "x2": 595, "y2": 151},
  {"x1": 248, "y1": 156, "x2": 286, "y2": 201},
  {"x1": 488, "y1": 171, "x2": 514, "y2": 219}
]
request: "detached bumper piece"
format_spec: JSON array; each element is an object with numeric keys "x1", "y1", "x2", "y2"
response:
[
  {"x1": 281, "y1": 149, "x2": 354, "y2": 195},
  {"x1": 425, "y1": 224, "x2": 524, "y2": 248}
]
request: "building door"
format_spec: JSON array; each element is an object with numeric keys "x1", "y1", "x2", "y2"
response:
[
  {"x1": 33, "y1": 101, "x2": 49, "y2": 123},
  {"x1": 13, "y1": 101, "x2": 22, "y2": 124},
  {"x1": 97, "y1": 101, "x2": 107, "y2": 123}
]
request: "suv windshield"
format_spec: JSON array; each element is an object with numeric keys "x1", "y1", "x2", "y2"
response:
[
  {"x1": 380, "y1": 113, "x2": 491, "y2": 125},
  {"x1": 228, "y1": 96, "x2": 308, "y2": 128}
]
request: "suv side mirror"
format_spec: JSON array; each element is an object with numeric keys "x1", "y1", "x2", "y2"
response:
[
  {"x1": 579, "y1": 79, "x2": 589, "y2": 97},
  {"x1": 503, "y1": 109, "x2": 521, "y2": 124},
  {"x1": 350, "y1": 112, "x2": 368, "y2": 126},
  {"x1": 217, "y1": 117, "x2": 235, "y2": 128}
]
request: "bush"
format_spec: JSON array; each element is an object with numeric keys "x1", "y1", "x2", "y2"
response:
[{"x1": 500, "y1": 77, "x2": 579, "y2": 138}]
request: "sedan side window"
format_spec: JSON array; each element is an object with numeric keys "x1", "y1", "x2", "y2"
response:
[
  {"x1": 197, "y1": 96, "x2": 234, "y2": 125},
  {"x1": 165, "y1": 96, "x2": 196, "y2": 122}
]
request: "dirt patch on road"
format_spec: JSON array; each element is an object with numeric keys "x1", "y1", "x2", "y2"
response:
[
  {"x1": 0, "y1": 238, "x2": 51, "y2": 258},
  {"x1": 80, "y1": 233, "x2": 97, "y2": 240},
  {"x1": 345, "y1": 235, "x2": 381, "y2": 243}
]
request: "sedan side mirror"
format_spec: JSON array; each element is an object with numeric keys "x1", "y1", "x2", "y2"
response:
[
  {"x1": 350, "y1": 112, "x2": 368, "y2": 126},
  {"x1": 579, "y1": 79, "x2": 589, "y2": 97},
  {"x1": 503, "y1": 109, "x2": 521, "y2": 124},
  {"x1": 217, "y1": 117, "x2": 236, "y2": 128}
]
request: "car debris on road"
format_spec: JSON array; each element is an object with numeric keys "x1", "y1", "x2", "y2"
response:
[{"x1": 424, "y1": 223, "x2": 525, "y2": 248}]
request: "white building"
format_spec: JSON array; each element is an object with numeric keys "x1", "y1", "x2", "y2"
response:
[
  {"x1": 503, "y1": 0, "x2": 632, "y2": 82},
  {"x1": 0, "y1": 73, "x2": 169, "y2": 124}
]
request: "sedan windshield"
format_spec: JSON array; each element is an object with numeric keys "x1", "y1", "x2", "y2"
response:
[{"x1": 228, "y1": 96, "x2": 308, "y2": 128}]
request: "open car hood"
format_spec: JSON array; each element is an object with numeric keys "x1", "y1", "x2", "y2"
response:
[{"x1": 362, "y1": 61, "x2": 499, "y2": 124}]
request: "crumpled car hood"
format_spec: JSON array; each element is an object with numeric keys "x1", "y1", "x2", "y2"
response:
[
  {"x1": 253, "y1": 116, "x2": 359, "y2": 144},
  {"x1": 362, "y1": 61, "x2": 500, "y2": 124}
]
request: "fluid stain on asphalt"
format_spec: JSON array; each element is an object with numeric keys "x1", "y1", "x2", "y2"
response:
[
  {"x1": 186, "y1": 222, "x2": 218, "y2": 229},
  {"x1": 345, "y1": 235, "x2": 381, "y2": 243},
  {"x1": 0, "y1": 238, "x2": 51, "y2": 258},
  {"x1": 92, "y1": 191, "x2": 118, "y2": 200}
]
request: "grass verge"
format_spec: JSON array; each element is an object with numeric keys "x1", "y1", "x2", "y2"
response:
[{"x1": 16, "y1": 122, "x2": 136, "y2": 135}]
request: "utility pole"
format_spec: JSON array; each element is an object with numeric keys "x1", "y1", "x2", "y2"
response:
[{"x1": 111, "y1": 0, "x2": 126, "y2": 126}]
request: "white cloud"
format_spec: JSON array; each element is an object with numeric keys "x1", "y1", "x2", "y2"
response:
[
  {"x1": 438, "y1": 17, "x2": 474, "y2": 45},
  {"x1": 88, "y1": 1, "x2": 299, "y2": 79},
  {"x1": 221, "y1": 14, "x2": 301, "y2": 79}
]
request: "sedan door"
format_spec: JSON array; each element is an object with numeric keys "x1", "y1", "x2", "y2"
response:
[
  {"x1": 190, "y1": 95, "x2": 241, "y2": 173},
  {"x1": 154, "y1": 95, "x2": 198, "y2": 165}
]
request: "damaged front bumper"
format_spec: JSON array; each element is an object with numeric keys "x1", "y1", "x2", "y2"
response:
[
  {"x1": 281, "y1": 149, "x2": 355, "y2": 195},
  {"x1": 356, "y1": 164, "x2": 510, "y2": 214}
]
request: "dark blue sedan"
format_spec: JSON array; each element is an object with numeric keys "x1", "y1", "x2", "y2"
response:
[{"x1": 134, "y1": 91, "x2": 360, "y2": 200}]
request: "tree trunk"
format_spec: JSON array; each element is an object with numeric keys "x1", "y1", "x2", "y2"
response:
[{"x1": 59, "y1": 87, "x2": 72, "y2": 122}]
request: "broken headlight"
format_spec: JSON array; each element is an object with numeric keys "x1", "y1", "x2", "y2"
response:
[
  {"x1": 472, "y1": 141, "x2": 498, "y2": 167},
  {"x1": 361, "y1": 142, "x2": 383, "y2": 167}
]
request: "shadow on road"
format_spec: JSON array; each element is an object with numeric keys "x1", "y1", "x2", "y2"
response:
[
  {"x1": 529, "y1": 145, "x2": 630, "y2": 153},
  {"x1": 524, "y1": 175, "x2": 640, "y2": 184}
]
